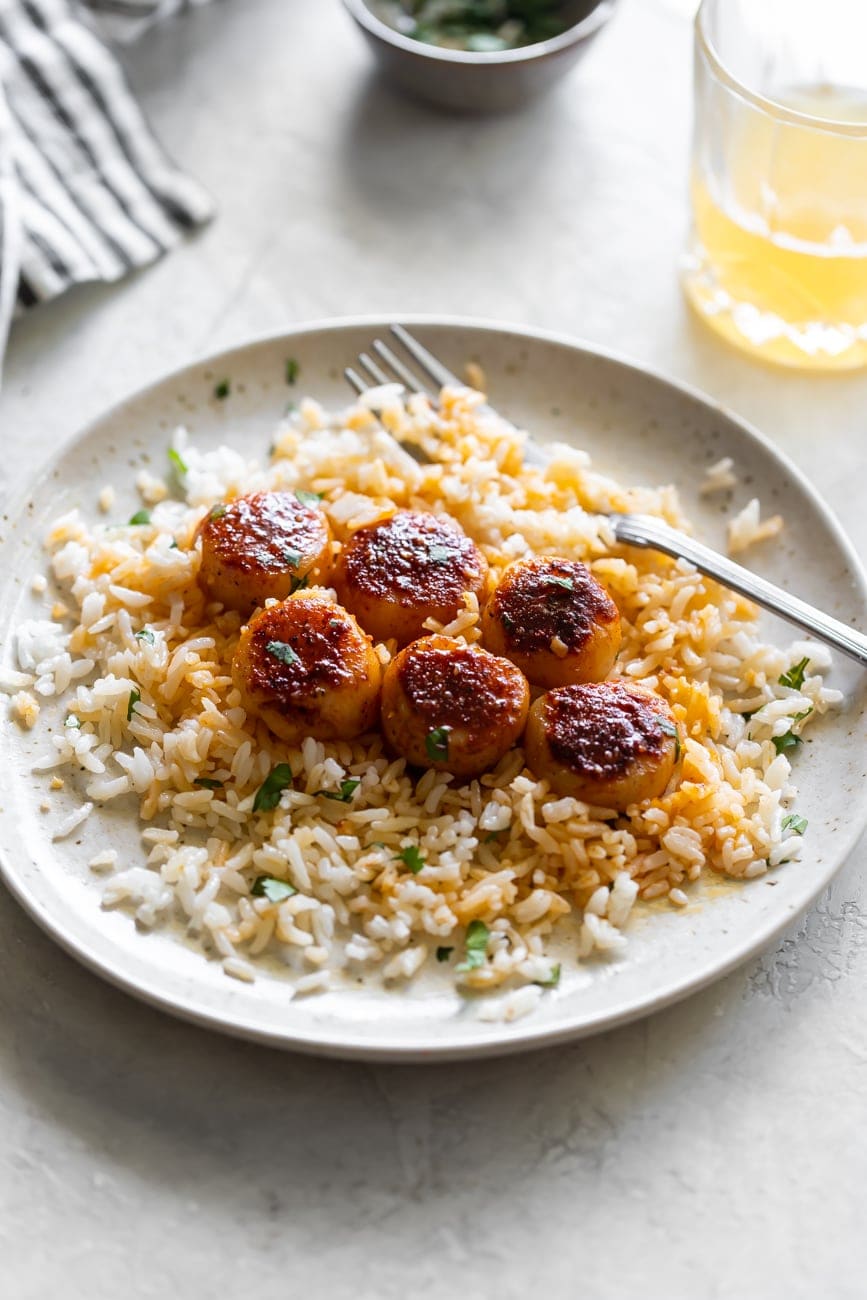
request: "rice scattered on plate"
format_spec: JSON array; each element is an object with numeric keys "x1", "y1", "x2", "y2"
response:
[
  {"x1": 700, "y1": 455, "x2": 738, "y2": 496},
  {"x1": 15, "y1": 385, "x2": 842, "y2": 1001},
  {"x1": 728, "y1": 497, "x2": 785, "y2": 554}
]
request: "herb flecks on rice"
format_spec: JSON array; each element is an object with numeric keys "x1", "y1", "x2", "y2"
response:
[{"x1": 27, "y1": 387, "x2": 842, "y2": 1002}]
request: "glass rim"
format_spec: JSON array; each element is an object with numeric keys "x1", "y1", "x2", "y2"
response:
[{"x1": 696, "y1": 0, "x2": 867, "y2": 137}]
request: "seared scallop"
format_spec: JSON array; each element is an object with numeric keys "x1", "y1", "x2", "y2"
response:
[
  {"x1": 524, "y1": 680, "x2": 679, "y2": 809},
  {"x1": 232, "y1": 593, "x2": 381, "y2": 744},
  {"x1": 198, "y1": 490, "x2": 332, "y2": 614},
  {"x1": 482, "y1": 557, "x2": 621, "y2": 689},
  {"x1": 381, "y1": 635, "x2": 529, "y2": 779},
  {"x1": 333, "y1": 511, "x2": 488, "y2": 647}
]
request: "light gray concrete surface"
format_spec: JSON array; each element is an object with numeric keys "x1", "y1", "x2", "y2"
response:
[{"x1": 1, "y1": 1, "x2": 866, "y2": 1296}]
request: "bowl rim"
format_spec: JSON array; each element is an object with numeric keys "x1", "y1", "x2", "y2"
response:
[{"x1": 341, "y1": 0, "x2": 615, "y2": 65}]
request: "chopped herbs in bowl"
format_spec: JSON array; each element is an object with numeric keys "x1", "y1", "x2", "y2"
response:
[
  {"x1": 344, "y1": 0, "x2": 615, "y2": 111},
  {"x1": 372, "y1": 0, "x2": 570, "y2": 52}
]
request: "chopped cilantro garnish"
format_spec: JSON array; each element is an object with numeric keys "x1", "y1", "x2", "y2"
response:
[
  {"x1": 169, "y1": 539, "x2": 179, "y2": 549},
  {"x1": 425, "y1": 726, "x2": 450, "y2": 763},
  {"x1": 548, "y1": 575, "x2": 574, "y2": 591},
  {"x1": 283, "y1": 549, "x2": 302, "y2": 569},
  {"x1": 167, "y1": 447, "x2": 188, "y2": 477},
  {"x1": 456, "y1": 919, "x2": 490, "y2": 972},
  {"x1": 659, "y1": 717, "x2": 682, "y2": 762},
  {"x1": 428, "y1": 544, "x2": 454, "y2": 564},
  {"x1": 436, "y1": 946, "x2": 453, "y2": 962},
  {"x1": 316, "y1": 778, "x2": 361, "y2": 804},
  {"x1": 253, "y1": 763, "x2": 294, "y2": 812},
  {"x1": 285, "y1": 358, "x2": 300, "y2": 385},
  {"x1": 208, "y1": 503, "x2": 227, "y2": 521},
  {"x1": 266, "y1": 640, "x2": 300, "y2": 666},
  {"x1": 772, "y1": 730, "x2": 802, "y2": 756},
  {"x1": 194, "y1": 777, "x2": 224, "y2": 790},
  {"x1": 214, "y1": 378, "x2": 230, "y2": 400},
  {"x1": 779, "y1": 657, "x2": 810, "y2": 691},
  {"x1": 251, "y1": 875, "x2": 297, "y2": 903},
  {"x1": 289, "y1": 575, "x2": 309, "y2": 595},
  {"x1": 127, "y1": 688, "x2": 141, "y2": 721},
  {"x1": 134, "y1": 628, "x2": 155, "y2": 645},
  {"x1": 396, "y1": 845, "x2": 425, "y2": 874},
  {"x1": 408, "y1": 3, "x2": 566, "y2": 48},
  {"x1": 782, "y1": 813, "x2": 808, "y2": 835},
  {"x1": 535, "y1": 963, "x2": 561, "y2": 989},
  {"x1": 296, "y1": 489, "x2": 324, "y2": 507},
  {"x1": 484, "y1": 828, "x2": 508, "y2": 844},
  {"x1": 771, "y1": 705, "x2": 812, "y2": 756},
  {"x1": 128, "y1": 509, "x2": 151, "y2": 526}
]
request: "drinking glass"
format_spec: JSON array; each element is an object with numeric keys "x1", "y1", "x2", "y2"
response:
[{"x1": 683, "y1": 0, "x2": 867, "y2": 370}]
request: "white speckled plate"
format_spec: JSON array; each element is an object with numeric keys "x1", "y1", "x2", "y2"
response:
[{"x1": 1, "y1": 317, "x2": 865, "y2": 1062}]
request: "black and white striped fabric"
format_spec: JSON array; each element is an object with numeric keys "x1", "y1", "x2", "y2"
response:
[{"x1": 0, "y1": 0, "x2": 213, "y2": 365}]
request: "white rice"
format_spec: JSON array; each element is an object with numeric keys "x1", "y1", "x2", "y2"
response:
[
  {"x1": 52, "y1": 802, "x2": 94, "y2": 841},
  {"x1": 728, "y1": 497, "x2": 784, "y2": 553},
  {"x1": 700, "y1": 456, "x2": 738, "y2": 495}
]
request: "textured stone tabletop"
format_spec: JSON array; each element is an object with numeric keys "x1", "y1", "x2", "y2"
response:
[{"x1": 1, "y1": 1, "x2": 866, "y2": 1296}]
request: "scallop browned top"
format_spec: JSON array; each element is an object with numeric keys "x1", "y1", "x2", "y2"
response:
[
  {"x1": 199, "y1": 491, "x2": 328, "y2": 577},
  {"x1": 490, "y1": 558, "x2": 619, "y2": 654},
  {"x1": 397, "y1": 636, "x2": 527, "y2": 733},
  {"x1": 340, "y1": 512, "x2": 486, "y2": 608},
  {"x1": 243, "y1": 598, "x2": 370, "y2": 703},
  {"x1": 544, "y1": 681, "x2": 671, "y2": 779}
]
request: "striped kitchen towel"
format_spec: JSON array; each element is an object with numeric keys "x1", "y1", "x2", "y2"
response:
[{"x1": 0, "y1": 0, "x2": 214, "y2": 367}]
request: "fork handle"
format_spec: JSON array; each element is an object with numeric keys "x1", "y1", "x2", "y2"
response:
[{"x1": 612, "y1": 513, "x2": 867, "y2": 670}]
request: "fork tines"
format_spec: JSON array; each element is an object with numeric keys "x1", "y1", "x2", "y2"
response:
[{"x1": 344, "y1": 324, "x2": 462, "y2": 403}]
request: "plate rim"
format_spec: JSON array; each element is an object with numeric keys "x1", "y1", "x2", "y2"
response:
[{"x1": 2, "y1": 313, "x2": 865, "y2": 1062}]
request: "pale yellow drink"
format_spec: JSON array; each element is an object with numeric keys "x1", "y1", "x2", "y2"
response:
[{"x1": 685, "y1": 85, "x2": 867, "y2": 369}]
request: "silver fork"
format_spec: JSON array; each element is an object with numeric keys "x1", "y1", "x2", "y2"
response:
[{"x1": 346, "y1": 325, "x2": 867, "y2": 669}]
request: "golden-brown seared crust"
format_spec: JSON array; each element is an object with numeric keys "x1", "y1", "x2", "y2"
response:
[
  {"x1": 381, "y1": 634, "x2": 529, "y2": 778},
  {"x1": 198, "y1": 491, "x2": 332, "y2": 614},
  {"x1": 524, "y1": 681, "x2": 679, "y2": 808},
  {"x1": 334, "y1": 511, "x2": 488, "y2": 646},
  {"x1": 395, "y1": 636, "x2": 526, "y2": 735},
  {"x1": 482, "y1": 557, "x2": 621, "y2": 689},
  {"x1": 232, "y1": 594, "x2": 381, "y2": 743},
  {"x1": 242, "y1": 600, "x2": 366, "y2": 698},
  {"x1": 488, "y1": 558, "x2": 617, "y2": 653},
  {"x1": 544, "y1": 681, "x2": 668, "y2": 777}
]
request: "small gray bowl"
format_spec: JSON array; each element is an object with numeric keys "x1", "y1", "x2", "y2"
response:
[{"x1": 342, "y1": 0, "x2": 617, "y2": 113}]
